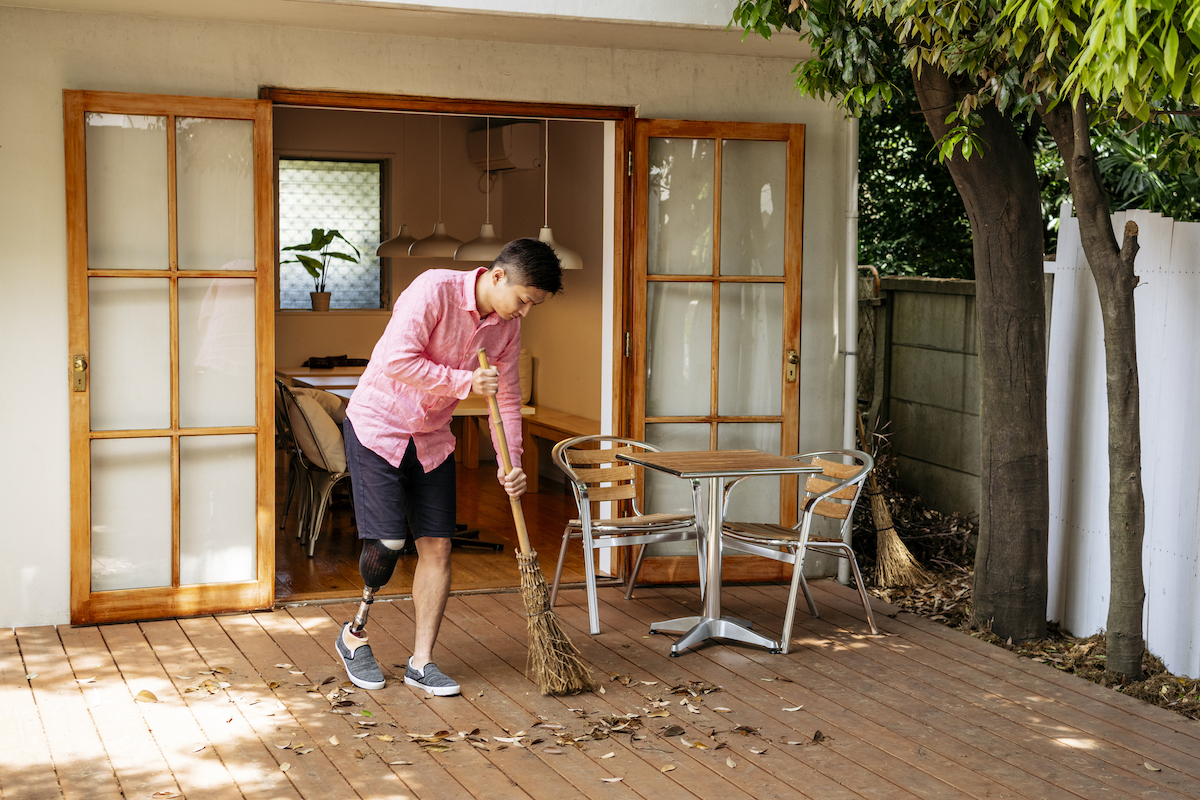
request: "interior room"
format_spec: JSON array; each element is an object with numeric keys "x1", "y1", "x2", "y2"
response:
[{"x1": 273, "y1": 105, "x2": 610, "y2": 602}]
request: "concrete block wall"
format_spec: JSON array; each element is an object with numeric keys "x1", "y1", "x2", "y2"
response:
[{"x1": 876, "y1": 277, "x2": 981, "y2": 515}]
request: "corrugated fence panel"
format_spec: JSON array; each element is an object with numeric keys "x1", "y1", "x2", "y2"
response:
[{"x1": 1046, "y1": 206, "x2": 1200, "y2": 678}]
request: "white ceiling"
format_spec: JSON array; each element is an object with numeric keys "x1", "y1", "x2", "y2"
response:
[{"x1": 4, "y1": 0, "x2": 809, "y2": 58}]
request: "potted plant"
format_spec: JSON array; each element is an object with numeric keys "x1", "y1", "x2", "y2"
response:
[{"x1": 281, "y1": 228, "x2": 361, "y2": 312}]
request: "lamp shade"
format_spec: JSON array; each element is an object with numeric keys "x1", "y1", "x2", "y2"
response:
[
  {"x1": 539, "y1": 226, "x2": 583, "y2": 270},
  {"x1": 376, "y1": 224, "x2": 417, "y2": 257},
  {"x1": 408, "y1": 222, "x2": 462, "y2": 258},
  {"x1": 455, "y1": 223, "x2": 505, "y2": 261}
]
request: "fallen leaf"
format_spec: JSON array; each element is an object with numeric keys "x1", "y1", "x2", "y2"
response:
[
  {"x1": 321, "y1": 676, "x2": 336, "y2": 686},
  {"x1": 289, "y1": 670, "x2": 305, "y2": 675},
  {"x1": 726, "y1": 755, "x2": 737, "y2": 768},
  {"x1": 750, "y1": 747, "x2": 767, "y2": 754},
  {"x1": 280, "y1": 762, "x2": 291, "y2": 772},
  {"x1": 423, "y1": 744, "x2": 452, "y2": 753},
  {"x1": 25, "y1": 673, "x2": 37, "y2": 680},
  {"x1": 812, "y1": 730, "x2": 825, "y2": 743},
  {"x1": 713, "y1": 707, "x2": 732, "y2": 713},
  {"x1": 1145, "y1": 762, "x2": 1162, "y2": 772},
  {"x1": 191, "y1": 745, "x2": 206, "y2": 753},
  {"x1": 273, "y1": 741, "x2": 292, "y2": 750},
  {"x1": 151, "y1": 793, "x2": 180, "y2": 799},
  {"x1": 661, "y1": 725, "x2": 685, "y2": 737},
  {"x1": 213, "y1": 666, "x2": 232, "y2": 674},
  {"x1": 360, "y1": 709, "x2": 374, "y2": 717},
  {"x1": 376, "y1": 735, "x2": 395, "y2": 743},
  {"x1": 275, "y1": 663, "x2": 292, "y2": 669},
  {"x1": 601, "y1": 777, "x2": 623, "y2": 783},
  {"x1": 389, "y1": 760, "x2": 414, "y2": 766},
  {"x1": 354, "y1": 733, "x2": 371, "y2": 739},
  {"x1": 599, "y1": 687, "x2": 605, "y2": 694},
  {"x1": 354, "y1": 750, "x2": 365, "y2": 759},
  {"x1": 135, "y1": 690, "x2": 159, "y2": 703},
  {"x1": 76, "y1": 677, "x2": 96, "y2": 684},
  {"x1": 329, "y1": 736, "x2": 340, "y2": 746},
  {"x1": 647, "y1": 710, "x2": 670, "y2": 718},
  {"x1": 601, "y1": 752, "x2": 615, "y2": 759},
  {"x1": 782, "y1": 705, "x2": 803, "y2": 712},
  {"x1": 542, "y1": 747, "x2": 563, "y2": 754},
  {"x1": 661, "y1": 764, "x2": 676, "y2": 773}
]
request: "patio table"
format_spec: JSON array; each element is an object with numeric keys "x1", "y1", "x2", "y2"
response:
[{"x1": 616, "y1": 449, "x2": 820, "y2": 655}]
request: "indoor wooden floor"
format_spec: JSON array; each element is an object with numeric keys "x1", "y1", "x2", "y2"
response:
[
  {"x1": 7, "y1": 581, "x2": 1199, "y2": 800},
  {"x1": 274, "y1": 458, "x2": 598, "y2": 603}
]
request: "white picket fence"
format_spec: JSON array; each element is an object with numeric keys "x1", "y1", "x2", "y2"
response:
[{"x1": 1046, "y1": 204, "x2": 1200, "y2": 678}]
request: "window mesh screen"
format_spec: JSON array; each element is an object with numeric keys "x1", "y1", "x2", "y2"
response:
[{"x1": 278, "y1": 159, "x2": 384, "y2": 309}]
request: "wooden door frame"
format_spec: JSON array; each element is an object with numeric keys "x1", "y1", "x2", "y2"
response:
[
  {"x1": 66, "y1": 90, "x2": 275, "y2": 624},
  {"x1": 261, "y1": 88, "x2": 642, "y2": 581},
  {"x1": 629, "y1": 118, "x2": 806, "y2": 585}
]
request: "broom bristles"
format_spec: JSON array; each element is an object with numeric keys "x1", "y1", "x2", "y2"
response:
[
  {"x1": 517, "y1": 550, "x2": 597, "y2": 695},
  {"x1": 869, "y1": 489, "x2": 932, "y2": 588}
]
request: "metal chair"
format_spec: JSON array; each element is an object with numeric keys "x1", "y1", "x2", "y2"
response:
[
  {"x1": 550, "y1": 435, "x2": 705, "y2": 635},
  {"x1": 275, "y1": 379, "x2": 351, "y2": 557},
  {"x1": 720, "y1": 449, "x2": 878, "y2": 653}
]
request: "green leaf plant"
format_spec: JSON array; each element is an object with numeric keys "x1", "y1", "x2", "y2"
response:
[{"x1": 281, "y1": 228, "x2": 361, "y2": 294}]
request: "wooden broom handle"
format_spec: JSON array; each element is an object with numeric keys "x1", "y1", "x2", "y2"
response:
[{"x1": 477, "y1": 349, "x2": 533, "y2": 556}]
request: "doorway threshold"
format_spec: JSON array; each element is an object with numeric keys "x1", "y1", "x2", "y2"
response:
[{"x1": 276, "y1": 579, "x2": 620, "y2": 608}]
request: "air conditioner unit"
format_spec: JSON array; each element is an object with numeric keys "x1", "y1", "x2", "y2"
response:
[{"x1": 468, "y1": 122, "x2": 542, "y2": 172}]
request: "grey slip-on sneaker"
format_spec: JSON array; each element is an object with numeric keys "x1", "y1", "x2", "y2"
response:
[
  {"x1": 404, "y1": 658, "x2": 460, "y2": 696},
  {"x1": 335, "y1": 623, "x2": 386, "y2": 690}
]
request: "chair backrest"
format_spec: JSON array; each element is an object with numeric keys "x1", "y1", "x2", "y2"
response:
[
  {"x1": 799, "y1": 451, "x2": 873, "y2": 522},
  {"x1": 276, "y1": 379, "x2": 347, "y2": 474},
  {"x1": 552, "y1": 435, "x2": 656, "y2": 514}
]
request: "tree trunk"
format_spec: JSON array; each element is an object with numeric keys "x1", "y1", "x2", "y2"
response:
[
  {"x1": 912, "y1": 66, "x2": 1049, "y2": 642},
  {"x1": 1041, "y1": 101, "x2": 1145, "y2": 680}
]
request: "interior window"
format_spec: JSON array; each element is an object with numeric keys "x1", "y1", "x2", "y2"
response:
[{"x1": 277, "y1": 158, "x2": 385, "y2": 309}]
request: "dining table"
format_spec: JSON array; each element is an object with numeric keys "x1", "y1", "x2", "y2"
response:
[{"x1": 616, "y1": 449, "x2": 821, "y2": 656}]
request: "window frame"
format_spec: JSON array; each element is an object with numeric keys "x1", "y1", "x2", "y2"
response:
[{"x1": 273, "y1": 149, "x2": 392, "y2": 311}]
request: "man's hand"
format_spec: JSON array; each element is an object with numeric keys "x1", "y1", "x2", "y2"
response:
[
  {"x1": 497, "y1": 466, "x2": 526, "y2": 498},
  {"x1": 472, "y1": 366, "x2": 499, "y2": 396}
]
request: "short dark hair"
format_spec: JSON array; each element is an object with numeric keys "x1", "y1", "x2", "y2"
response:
[{"x1": 491, "y1": 238, "x2": 563, "y2": 295}]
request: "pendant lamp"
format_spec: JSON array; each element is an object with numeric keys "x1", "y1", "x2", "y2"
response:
[
  {"x1": 409, "y1": 115, "x2": 462, "y2": 257},
  {"x1": 538, "y1": 119, "x2": 583, "y2": 270},
  {"x1": 456, "y1": 116, "x2": 505, "y2": 261},
  {"x1": 376, "y1": 115, "x2": 417, "y2": 257}
]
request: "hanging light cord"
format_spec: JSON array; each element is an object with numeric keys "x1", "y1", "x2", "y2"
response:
[
  {"x1": 543, "y1": 119, "x2": 550, "y2": 227},
  {"x1": 437, "y1": 116, "x2": 443, "y2": 223},
  {"x1": 485, "y1": 116, "x2": 491, "y2": 224}
]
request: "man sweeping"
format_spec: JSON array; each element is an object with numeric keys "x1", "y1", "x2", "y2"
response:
[{"x1": 336, "y1": 238, "x2": 563, "y2": 695}]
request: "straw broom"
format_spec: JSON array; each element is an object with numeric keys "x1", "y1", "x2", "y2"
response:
[
  {"x1": 478, "y1": 350, "x2": 597, "y2": 695},
  {"x1": 856, "y1": 412, "x2": 931, "y2": 588}
]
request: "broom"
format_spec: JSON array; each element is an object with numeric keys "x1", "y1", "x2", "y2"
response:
[
  {"x1": 856, "y1": 411, "x2": 931, "y2": 588},
  {"x1": 478, "y1": 350, "x2": 597, "y2": 695}
]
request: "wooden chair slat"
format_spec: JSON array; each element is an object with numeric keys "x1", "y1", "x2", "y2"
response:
[
  {"x1": 800, "y1": 496, "x2": 851, "y2": 520},
  {"x1": 813, "y1": 457, "x2": 861, "y2": 480},
  {"x1": 573, "y1": 465, "x2": 636, "y2": 485},
  {"x1": 566, "y1": 446, "x2": 636, "y2": 465},
  {"x1": 585, "y1": 484, "x2": 638, "y2": 502},
  {"x1": 805, "y1": 474, "x2": 859, "y2": 500}
]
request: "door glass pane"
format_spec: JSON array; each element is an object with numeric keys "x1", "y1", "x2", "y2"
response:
[
  {"x1": 718, "y1": 422, "x2": 782, "y2": 524},
  {"x1": 91, "y1": 438, "x2": 172, "y2": 591},
  {"x1": 177, "y1": 118, "x2": 255, "y2": 271},
  {"x1": 720, "y1": 140, "x2": 786, "y2": 277},
  {"x1": 89, "y1": 277, "x2": 170, "y2": 431},
  {"x1": 180, "y1": 435, "x2": 257, "y2": 585},
  {"x1": 647, "y1": 138, "x2": 714, "y2": 276},
  {"x1": 719, "y1": 283, "x2": 784, "y2": 415},
  {"x1": 646, "y1": 282, "x2": 712, "y2": 417},
  {"x1": 179, "y1": 278, "x2": 256, "y2": 428},
  {"x1": 644, "y1": 423, "x2": 709, "y2": 556},
  {"x1": 85, "y1": 114, "x2": 169, "y2": 270}
]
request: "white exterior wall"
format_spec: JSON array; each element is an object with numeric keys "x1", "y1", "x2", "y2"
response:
[
  {"x1": 1046, "y1": 206, "x2": 1200, "y2": 678},
  {"x1": 0, "y1": 4, "x2": 851, "y2": 628}
]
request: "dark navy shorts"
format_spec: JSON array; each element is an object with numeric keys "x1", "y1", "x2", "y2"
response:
[{"x1": 342, "y1": 416, "x2": 457, "y2": 541}]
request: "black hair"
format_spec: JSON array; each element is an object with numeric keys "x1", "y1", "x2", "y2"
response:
[{"x1": 491, "y1": 238, "x2": 564, "y2": 295}]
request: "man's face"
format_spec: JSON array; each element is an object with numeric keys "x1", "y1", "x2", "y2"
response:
[{"x1": 491, "y1": 276, "x2": 549, "y2": 321}]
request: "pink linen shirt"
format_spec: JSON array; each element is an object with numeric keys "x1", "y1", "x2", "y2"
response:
[{"x1": 346, "y1": 267, "x2": 524, "y2": 472}]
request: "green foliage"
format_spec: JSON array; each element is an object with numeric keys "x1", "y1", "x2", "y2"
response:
[{"x1": 281, "y1": 228, "x2": 360, "y2": 294}]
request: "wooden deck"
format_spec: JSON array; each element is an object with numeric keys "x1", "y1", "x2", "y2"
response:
[{"x1": 4, "y1": 580, "x2": 1199, "y2": 800}]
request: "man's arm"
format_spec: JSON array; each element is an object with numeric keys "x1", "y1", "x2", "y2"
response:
[{"x1": 377, "y1": 279, "x2": 474, "y2": 399}]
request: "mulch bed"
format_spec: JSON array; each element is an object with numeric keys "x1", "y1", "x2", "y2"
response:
[{"x1": 849, "y1": 441, "x2": 1200, "y2": 722}]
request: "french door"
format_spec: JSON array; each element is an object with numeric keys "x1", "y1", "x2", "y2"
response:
[
  {"x1": 65, "y1": 91, "x2": 274, "y2": 624},
  {"x1": 630, "y1": 119, "x2": 805, "y2": 582}
]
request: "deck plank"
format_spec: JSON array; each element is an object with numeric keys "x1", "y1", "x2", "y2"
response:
[
  {"x1": 15, "y1": 626, "x2": 124, "y2": 800},
  {"x1": 726, "y1": 582, "x2": 1197, "y2": 800},
  {"x1": 57, "y1": 625, "x2": 182, "y2": 799},
  {"x1": 9, "y1": 576, "x2": 1200, "y2": 800},
  {"x1": 0, "y1": 628, "x2": 62, "y2": 800}
]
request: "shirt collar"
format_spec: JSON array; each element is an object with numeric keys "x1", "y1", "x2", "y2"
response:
[{"x1": 461, "y1": 267, "x2": 488, "y2": 317}]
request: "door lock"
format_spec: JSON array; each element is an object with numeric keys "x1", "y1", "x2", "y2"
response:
[
  {"x1": 72, "y1": 354, "x2": 88, "y2": 392},
  {"x1": 785, "y1": 350, "x2": 799, "y2": 383}
]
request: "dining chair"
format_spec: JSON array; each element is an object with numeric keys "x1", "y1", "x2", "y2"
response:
[
  {"x1": 550, "y1": 436, "x2": 705, "y2": 635},
  {"x1": 275, "y1": 379, "x2": 351, "y2": 557},
  {"x1": 720, "y1": 449, "x2": 878, "y2": 653}
]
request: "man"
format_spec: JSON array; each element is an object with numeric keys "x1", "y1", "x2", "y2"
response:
[{"x1": 336, "y1": 238, "x2": 563, "y2": 696}]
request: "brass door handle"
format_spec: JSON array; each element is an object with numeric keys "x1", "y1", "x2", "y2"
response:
[
  {"x1": 785, "y1": 350, "x2": 798, "y2": 382},
  {"x1": 72, "y1": 354, "x2": 88, "y2": 392}
]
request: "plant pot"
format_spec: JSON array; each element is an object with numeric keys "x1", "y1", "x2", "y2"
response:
[{"x1": 310, "y1": 291, "x2": 331, "y2": 312}]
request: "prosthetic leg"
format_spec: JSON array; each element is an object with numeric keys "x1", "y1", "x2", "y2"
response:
[{"x1": 349, "y1": 537, "x2": 406, "y2": 633}]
